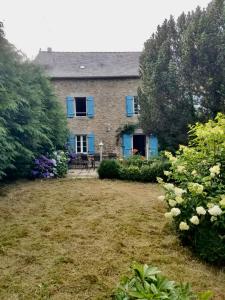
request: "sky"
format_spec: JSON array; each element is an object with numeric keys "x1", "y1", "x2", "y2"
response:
[{"x1": 2, "y1": 0, "x2": 210, "y2": 59}]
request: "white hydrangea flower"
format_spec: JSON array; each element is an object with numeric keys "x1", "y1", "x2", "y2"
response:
[
  {"x1": 171, "y1": 207, "x2": 181, "y2": 217},
  {"x1": 209, "y1": 164, "x2": 220, "y2": 177},
  {"x1": 175, "y1": 196, "x2": 184, "y2": 204},
  {"x1": 196, "y1": 206, "x2": 206, "y2": 215},
  {"x1": 177, "y1": 165, "x2": 186, "y2": 173},
  {"x1": 207, "y1": 202, "x2": 214, "y2": 208},
  {"x1": 164, "y1": 151, "x2": 172, "y2": 159},
  {"x1": 157, "y1": 177, "x2": 164, "y2": 184},
  {"x1": 168, "y1": 199, "x2": 177, "y2": 207},
  {"x1": 164, "y1": 183, "x2": 175, "y2": 191},
  {"x1": 164, "y1": 151, "x2": 177, "y2": 163},
  {"x1": 191, "y1": 170, "x2": 197, "y2": 176},
  {"x1": 179, "y1": 222, "x2": 189, "y2": 231},
  {"x1": 164, "y1": 212, "x2": 173, "y2": 219},
  {"x1": 208, "y1": 205, "x2": 223, "y2": 216},
  {"x1": 170, "y1": 156, "x2": 177, "y2": 163},
  {"x1": 174, "y1": 187, "x2": 186, "y2": 196},
  {"x1": 188, "y1": 182, "x2": 204, "y2": 194},
  {"x1": 219, "y1": 197, "x2": 225, "y2": 208},
  {"x1": 190, "y1": 215, "x2": 199, "y2": 225},
  {"x1": 210, "y1": 216, "x2": 217, "y2": 222},
  {"x1": 164, "y1": 171, "x2": 171, "y2": 176},
  {"x1": 158, "y1": 195, "x2": 165, "y2": 201}
]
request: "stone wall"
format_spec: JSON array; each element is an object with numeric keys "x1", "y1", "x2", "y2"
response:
[{"x1": 52, "y1": 77, "x2": 140, "y2": 155}]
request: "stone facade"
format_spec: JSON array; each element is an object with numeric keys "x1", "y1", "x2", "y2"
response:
[{"x1": 52, "y1": 77, "x2": 140, "y2": 155}]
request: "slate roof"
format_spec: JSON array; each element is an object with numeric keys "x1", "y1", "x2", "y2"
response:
[{"x1": 35, "y1": 51, "x2": 141, "y2": 78}]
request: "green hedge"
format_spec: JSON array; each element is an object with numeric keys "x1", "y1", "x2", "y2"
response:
[{"x1": 98, "y1": 158, "x2": 170, "y2": 182}]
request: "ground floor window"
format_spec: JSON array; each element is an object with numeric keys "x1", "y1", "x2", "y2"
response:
[{"x1": 76, "y1": 135, "x2": 87, "y2": 153}]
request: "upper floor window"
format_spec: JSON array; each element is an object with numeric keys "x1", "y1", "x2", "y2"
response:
[
  {"x1": 133, "y1": 96, "x2": 140, "y2": 115},
  {"x1": 66, "y1": 96, "x2": 94, "y2": 118},
  {"x1": 75, "y1": 97, "x2": 86, "y2": 116}
]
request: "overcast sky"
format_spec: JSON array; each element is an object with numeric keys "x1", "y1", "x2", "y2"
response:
[{"x1": 2, "y1": 0, "x2": 210, "y2": 59}]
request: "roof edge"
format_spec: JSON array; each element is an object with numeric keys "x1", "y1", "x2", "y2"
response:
[
  {"x1": 38, "y1": 50, "x2": 142, "y2": 54},
  {"x1": 50, "y1": 75, "x2": 140, "y2": 80}
]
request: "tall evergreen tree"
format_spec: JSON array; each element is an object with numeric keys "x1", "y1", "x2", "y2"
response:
[
  {"x1": 139, "y1": 16, "x2": 194, "y2": 151},
  {"x1": 181, "y1": 0, "x2": 225, "y2": 120},
  {"x1": 139, "y1": 0, "x2": 225, "y2": 151},
  {"x1": 0, "y1": 22, "x2": 68, "y2": 178}
]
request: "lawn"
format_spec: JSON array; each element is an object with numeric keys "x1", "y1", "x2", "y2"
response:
[{"x1": 0, "y1": 179, "x2": 225, "y2": 299}]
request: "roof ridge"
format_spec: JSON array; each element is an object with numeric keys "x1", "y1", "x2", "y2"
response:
[{"x1": 39, "y1": 50, "x2": 141, "y2": 54}]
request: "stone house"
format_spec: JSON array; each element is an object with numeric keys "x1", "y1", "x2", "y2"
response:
[{"x1": 35, "y1": 50, "x2": 158, "y2": 158}]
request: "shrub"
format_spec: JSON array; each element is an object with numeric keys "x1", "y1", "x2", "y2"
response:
[
  {"x1": 119, "y1": 165, "x2": 141, "y2": 181},
  {"x1": 159, "y1": 113, "x2": 225, "y2": 265},
  {"x1": 52, "y1": 150, "x2": 68, "y2": 178},
  {"x1": 140, "y1": 161, "x2": 170, "y2": 182},
  {"x1": 98, "y1": 160, "x2": 120, "y2": 179},
  {"x1": 124, "y1": 155, "x2": 149, "y2": 168},
  {"x1": 113, "y1": 262, "x2": 213, "y2": 299},
  {"x1": 31, "y1": 155, "x2": 55, "y2": 179},
  {"x1": 98, "y1": 157, "x2": 170, "y2": 182},
  {"x1": 32, "y1": 150, "x2": 68, "y2": 179}
]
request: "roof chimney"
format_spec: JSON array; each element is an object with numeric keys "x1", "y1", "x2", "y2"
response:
[{"x1": 47, "y1": 47, "x2": 52, "y2": 53}]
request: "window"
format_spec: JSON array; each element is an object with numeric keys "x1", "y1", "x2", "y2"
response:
[
  {"x1": 75, "y1": 97, "x2": 86, "y2": 116},
  {"x1": 76, "y1": 135, "x2": 87, "y2": 153},
  {"x1": 133, "y1": 96, "x2": 140, "y2": 115}
]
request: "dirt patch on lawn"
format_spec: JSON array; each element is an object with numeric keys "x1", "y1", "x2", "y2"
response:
[{"x1": 0, "y1": 179, "x2": 224, "y2": 299}]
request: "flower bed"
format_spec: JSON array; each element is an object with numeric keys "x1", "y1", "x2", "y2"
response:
[{"x1": 158, "y1": 114, "x2": 225, "y2": 265}]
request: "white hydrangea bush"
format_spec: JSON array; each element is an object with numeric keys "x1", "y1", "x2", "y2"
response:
[
  {"x1": 158, "y1": 114, "x2": 225, "y2": 264},
  {"x1": 52, "y1": 150, "x2": 68, "y2": 177}
]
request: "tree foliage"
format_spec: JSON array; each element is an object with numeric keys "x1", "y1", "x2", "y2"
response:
[
  {"x1": 139, "y1": 0, "x2": 225, "y2": 151},
  {"x1": 0, "y1": 22, "x2": 68, "y2": 179}
]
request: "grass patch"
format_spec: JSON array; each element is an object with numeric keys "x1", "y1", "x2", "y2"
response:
[{"x1": 0, "y1": 179, "x2": 224, "y2": 299}]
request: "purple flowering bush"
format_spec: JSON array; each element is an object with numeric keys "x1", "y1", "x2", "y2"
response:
[
  {"x1": 32, "y1": 155, "x2": 56, "y2": 179},
  {"x1": 32, "y1": 151, "x2": 68, "y2": 179},
  {"x1": 68, "y1": 152, "x2": 78, "y2": 164}
]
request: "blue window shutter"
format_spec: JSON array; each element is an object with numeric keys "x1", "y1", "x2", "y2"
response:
[
  {"x1": 126, "y1": 96, "x2": 134, "y2": 117},
  {"x1": 66, "y1": 96, "x2": 75, "y2": 118},
  {"x1": 149, "y1": 135, "x2": 158, "y2": 157},
  {"x1": 68, "y1": 134, "x2": 76, "y2": 152},
  {"x1": 122, "y1": 134, "x2": 132, "y2": 158},
  {"x1": 88, "y1": 133, "x2": 95, "y2": 154},
  {"x1": 87, "y1": 96, "x2": 94, "y2": 118}
]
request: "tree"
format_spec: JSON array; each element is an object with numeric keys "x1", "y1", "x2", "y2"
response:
[
  {"x1": 0, "y1": 22, "x2": 68, "y2": 178},
  {"x1": 138, "y1": 0, "x2": 225, "y2": 151}
]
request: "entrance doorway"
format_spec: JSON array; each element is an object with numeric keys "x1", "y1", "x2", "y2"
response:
[{"x1": 133, "y1": 135, "x2": 146, "y2": 156}]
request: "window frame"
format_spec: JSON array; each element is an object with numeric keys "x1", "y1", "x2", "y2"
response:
[
  {"x1": 75, "y1": 97, "x2": 87, "y2": 117},
  {"x1": 133, "y1": 96, "x2": 140, "y2": 115},
  {"x1": 76, "y1": 135, "x2": 88, "y2": 154}
]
